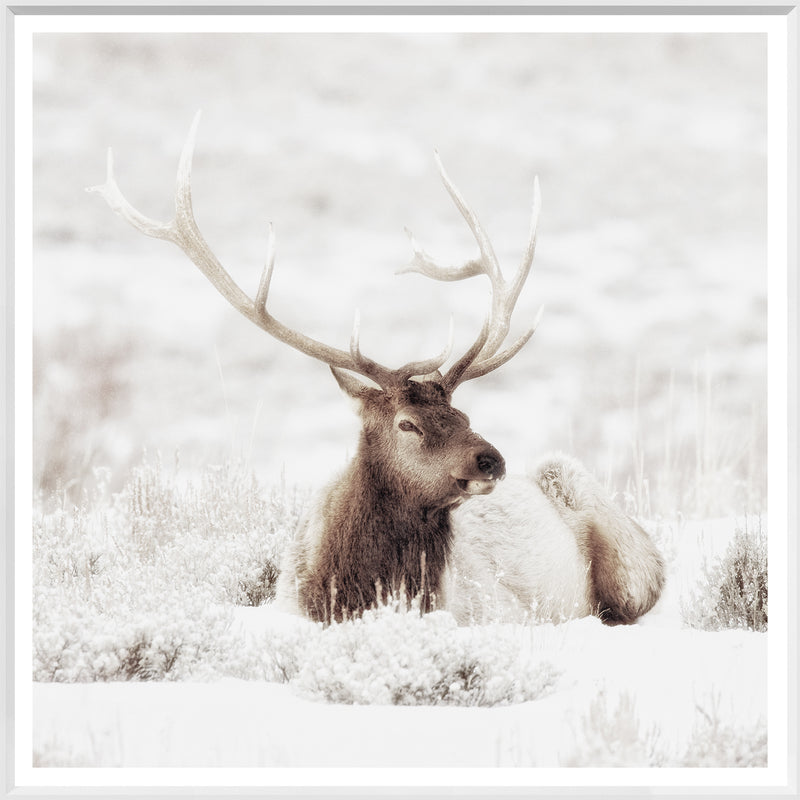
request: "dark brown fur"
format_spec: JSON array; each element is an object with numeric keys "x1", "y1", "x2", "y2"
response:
[
  {"x1": 292, "y1": 378, "x2": 505, "y2": 623},
  {"x1": 587, "y1": 520, "x2": 665, "y2": 625}
]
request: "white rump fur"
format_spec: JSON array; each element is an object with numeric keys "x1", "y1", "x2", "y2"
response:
[
  {"x1": 445, "y1": 474, "x2": 593, "y2": 624},
  {"x1": 276, "y1": 452, "x2": 664, "y2": 625}
]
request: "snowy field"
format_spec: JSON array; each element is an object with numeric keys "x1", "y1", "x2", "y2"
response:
[
  {"x1": 33, "y1": 616, "x2": 766, "y2": 770},
  {"x1": 23, "y1": 22, "x2": 781, "y2": 790},
  {"x1": 30, "y1": 466, "x2": 769, "y2": 771},
  {"x1": 33, "y1": 581, "x2": 767, "y2": 771}
]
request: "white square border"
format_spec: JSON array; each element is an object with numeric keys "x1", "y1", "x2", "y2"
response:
[{"x1": 6, "y1": 7, "x2": 796, "y2": 795}]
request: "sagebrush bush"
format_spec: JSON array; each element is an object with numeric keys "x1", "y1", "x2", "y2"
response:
[
  {"x1": 33, "y1": 326, "x2": 136, "y2": 502},
  {"x1": 683, "y1": 520, "x2": 767, "y2": 632},
  {"x1": 563, "y1": 691, "x2": 663, "y2": 767},
  {"x1": 33, "y1": 456, "x2": 307, "y2": 682},
  {"x1": 292, "y1": 602, "x2": 559, "y2": 706},
  {"x1": 32, "y1": 589, "x2": 239, "y2": 682},
  {"x1": 681, "y1": 697, "x2": 768, "y2": 767},
  {"x1": 33, "y1": 456, "x2": 558, "y2": 706},
  {"x1": 563, "y1": 691, "x2": 766, "y2": 767}
]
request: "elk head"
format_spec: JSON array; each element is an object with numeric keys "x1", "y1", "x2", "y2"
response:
[
  {"x1": 87, "y1": 112, "x2": 542, "y2": 514},
  {"x1": 332, "y1": 366, "x2": 506, "y2": 511}
]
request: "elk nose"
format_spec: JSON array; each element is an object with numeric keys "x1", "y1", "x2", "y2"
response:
[{"x1": 476, "y1": 448, "x2": 505, "y2": 480}]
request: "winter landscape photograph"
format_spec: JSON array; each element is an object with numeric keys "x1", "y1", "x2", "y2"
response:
[{"x1": 10, "y1": 9, "x2": 794, "y2": 795}]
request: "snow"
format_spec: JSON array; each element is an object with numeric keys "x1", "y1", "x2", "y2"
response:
[
  {"x1": 30, "y1": 617, "x2": 767, "y2": 770},
  {"x1": 25, "y1": 461, "x2": 776, "y2": 780},
  {"x1": 30, "y1": 530, "x2": 769, "y2": 771}
]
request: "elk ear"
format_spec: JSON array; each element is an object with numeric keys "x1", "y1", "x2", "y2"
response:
[{"x1": 330, "y1": 367, "x2": 372, "y2": 401}]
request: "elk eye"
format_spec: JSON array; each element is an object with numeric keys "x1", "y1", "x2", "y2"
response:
[{"x1": 398, "y1": 419, "x2": 422, "y2": 436}]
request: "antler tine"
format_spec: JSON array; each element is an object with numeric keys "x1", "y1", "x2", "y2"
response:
[
  {"x1": 508, "y1": 175, "x2": 542, "y2": 311},
  {"x1": 432, "y1": 150, "x2": 503, "y2": 286},
  {"x1": 255, "y1": 222, "x2": 277, "y2": 313},
  {"x1": 441, "y1": 308, "x2": 492, "y2": 393},
  {"x1": 88, "y1": 112, "x2": 453, "y2": 388},
  {"x1": 399, "y1": 150, "x2": 500, "y2": 285},
  {"x1": 349, "y1": 311, "x2": 454, "y2": 388},
  {"x1": 457, "y1": 305, "x2": 544, "y2": 384},
  {"x1": 396, "y1": 316, "x2": 454, "y2": 382},
  {"x1": 400, "y1": 226, "x2": 485, "y2": 282}
]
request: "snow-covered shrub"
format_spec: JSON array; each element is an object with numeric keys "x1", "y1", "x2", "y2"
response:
[
  {"x1": 33, "y1": 455, "x2": 558, "y2": 705},
  {"x1": 237, "y1": 561, "x2": 280, "y2": 607},
  {"x1": 292, "y1": 602, "x2": 559, "y2": 706},
  {"x1": 32, "y1": 589, "x2": 237, "y2": 682},
  {"x1": 33, "y1": 456, "x2": 307, "y2": 682},
  {"x1": 563, "y1": 691, "x2": 663, "y2": 767},
  {"x1": 682, "y1": 698, "x2": 767, "y2": 767},
  {"x1": 683, "y1": 521, "x2": 767, "y2": 632},
  {"x1": 33, "y1": 326, "x2": 135, "y2": 502},
  {"x1": 563, "y1": 691, "x2": 767, "y2": 767},
  {"x1": 121, "y1": 457, "x2": 304, "y2": 601}
]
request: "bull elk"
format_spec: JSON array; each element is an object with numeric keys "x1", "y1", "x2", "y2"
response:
[{"x1": 88, "y1": 113, "x2": 665, "y2": 625}]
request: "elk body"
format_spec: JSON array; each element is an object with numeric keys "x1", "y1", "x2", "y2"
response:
[{"x1": 89, "y1": 113, "x2": 665, "y2": 625}]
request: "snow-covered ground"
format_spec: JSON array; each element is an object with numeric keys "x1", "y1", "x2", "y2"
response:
[
  {"x1": 29, "y1": 513, "x2": 770, "y2": 772},
  {"x1": 32, "y1": 617, "x2": 766, "y2": 770}
]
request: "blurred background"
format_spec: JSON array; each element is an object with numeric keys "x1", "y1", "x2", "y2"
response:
[{"x1": 32, "y1": 31, "x2": 767, "y2": 517}]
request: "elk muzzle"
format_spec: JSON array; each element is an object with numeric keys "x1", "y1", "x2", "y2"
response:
[{"x1": 453, "y1": 442, "x2": 506, "y2": 497}]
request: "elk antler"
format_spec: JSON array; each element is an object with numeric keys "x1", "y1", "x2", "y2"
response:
[
  {"x1": 401, "y1": 152, "x2": 543, "y2": 392},
  {"x1": 86, "y1": 111, "x2": 453, "y2": 391}
]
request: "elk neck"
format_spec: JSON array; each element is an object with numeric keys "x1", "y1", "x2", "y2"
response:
[
  {"x1": 314, "y1": 440, "x2": 455, "y2": 619},
  {"x1": 345, "y1": 438, "x2": 457, "y2": 541}
]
